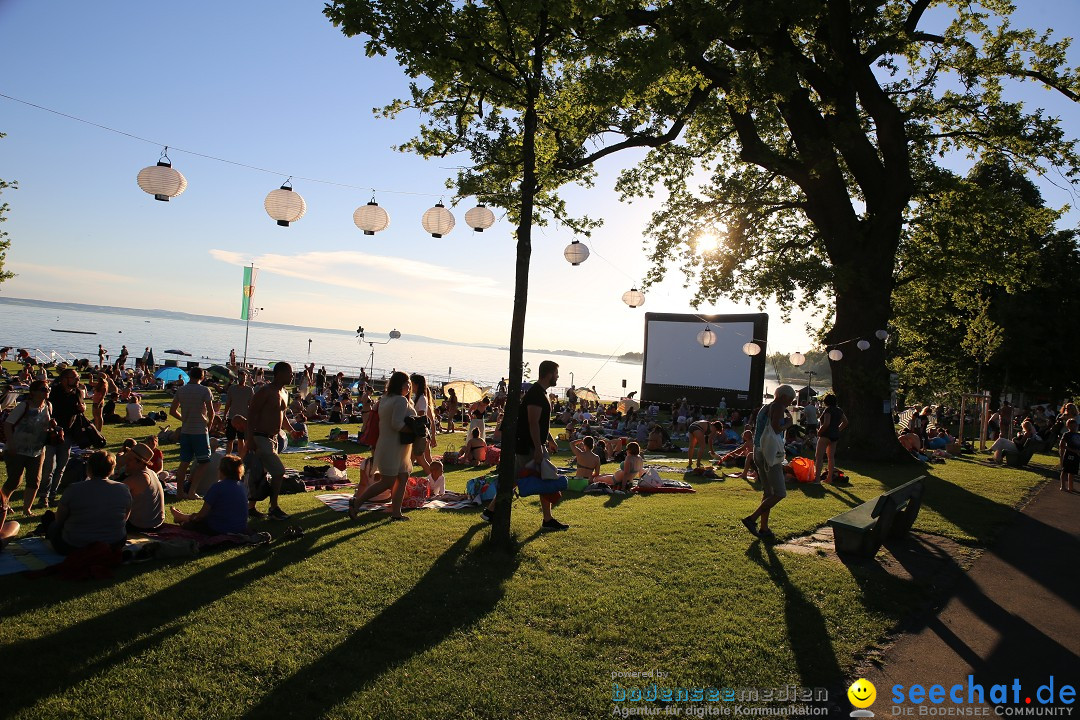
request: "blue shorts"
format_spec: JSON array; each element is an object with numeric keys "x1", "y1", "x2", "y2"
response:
[{"x1": 179, "y1": 432, "x2": 212, "y2": 463}]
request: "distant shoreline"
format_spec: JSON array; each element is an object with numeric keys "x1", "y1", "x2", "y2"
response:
[{"x1": 0, "y1": 296, "x2": 642, "y2": 364}]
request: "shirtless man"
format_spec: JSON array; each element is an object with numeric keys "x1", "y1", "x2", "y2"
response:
[{"x1": 245, "y1": 362, "x2": 293, "y2": 520}]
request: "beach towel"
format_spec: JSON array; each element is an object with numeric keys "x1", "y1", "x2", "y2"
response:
[
  {"x1": 632, "y1": 480, "x2": 695, "y2": 494},
  {"x1": 25, "y1": 542, "x2": 122, "y2": 581},
  {"x1": 0, "y1": 537, "x2": 65, "y2": 575},
  {"x1": 279, "y1": 442, "x2": 337, "y2": 455},
  {"x1": 316, "y1": 492, "x2": 476, "y2": 513}
]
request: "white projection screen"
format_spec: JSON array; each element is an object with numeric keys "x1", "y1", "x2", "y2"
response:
[{"x1": 640, "y1": 312, "x2": 768, "y2": 407}]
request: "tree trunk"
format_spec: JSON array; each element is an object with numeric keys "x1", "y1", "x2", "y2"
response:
[
  {"x1": 827, "y1": 254, "x2": 911, "y2": 462},
  {"x1": 490, "y1": 90, "x2": 540, "y2": 547}
]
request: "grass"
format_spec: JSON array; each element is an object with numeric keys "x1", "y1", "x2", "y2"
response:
[{"x1": 0, "y1": 377, "x2": 1054, "y2": 719}]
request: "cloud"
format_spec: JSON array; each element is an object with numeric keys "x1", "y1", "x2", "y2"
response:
[{"x1": 209, "y1": 249, "x2": 507, "y2": 300}]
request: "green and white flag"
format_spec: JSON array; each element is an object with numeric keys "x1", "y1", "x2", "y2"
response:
[{"x1": 241, "y1": 266, "x2": 257, "y2": 320}]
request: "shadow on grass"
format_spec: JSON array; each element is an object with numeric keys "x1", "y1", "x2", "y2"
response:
[
  {"x1": 745, "y1": 543, "x2": 843, "y2": 688},
  {"x1": 846, "y1": 525, "x2": 1079, "y2": 686},
  {"x1": 1, "y1": 509, "x2": 385, "y2": 716},
  {"x1": 239, "y1": 523, "x2": 519, "y2": 719}
]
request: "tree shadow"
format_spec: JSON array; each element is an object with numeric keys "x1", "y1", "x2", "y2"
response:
[
  {"x1": 745, "y1": 543, "x2": 844, "y2": 688},
  {"x1": 239, "y1": 524, "x2": 519, "y2": 719},
  {"x1": 1, "y1": 510, "x2": 387, "y2": 715},
  {"x1": 852, "y1": 530, "x2": 1078, "y2": 686}
]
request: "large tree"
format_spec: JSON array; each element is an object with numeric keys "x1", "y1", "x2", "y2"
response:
[
  {"x1": 890, "y1": 156, "x2": 1079, "y2": 407},
  {"x1": 325, "y1": 0, "x2": 705, "y2": 543},
  {"x1": 615, "y1": 0, "x2": 1080, "y2": 458}
]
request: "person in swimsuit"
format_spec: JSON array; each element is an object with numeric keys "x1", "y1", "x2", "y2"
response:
[
  {"x1": 458, "y1": 427, "x2": 488, "y2": 465},
  {"x1": 612, "y1": 442, "x2": 643, "y2": 491},
  {"x1": 570, "y1": 436, "x2": 601, "y2": 481},
  {"x1": 444, "y1": 388, "x2": 459, "y2": 433},
  {"x1": 686, "y1": 420, "x2": 723, "y2": 469},
  {"x1": 815, "y1": 393, "x2": 848, "y2": 482},
  {"x1": 91, "y1": 373, "x2": 114, "y2": 432}
]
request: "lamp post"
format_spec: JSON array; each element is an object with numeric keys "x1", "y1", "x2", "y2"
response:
[{"x1": 803, "y1": 370, "x2": 815, "y2": 405}]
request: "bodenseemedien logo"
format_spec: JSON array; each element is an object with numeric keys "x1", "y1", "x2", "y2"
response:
[{"x1": 848, "y1": 678, "x2": 877, "y2": 718}]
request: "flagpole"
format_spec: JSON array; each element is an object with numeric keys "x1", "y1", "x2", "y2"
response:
[{"x1": 242, "y1": 263, "x2": 256, "y2": 368}]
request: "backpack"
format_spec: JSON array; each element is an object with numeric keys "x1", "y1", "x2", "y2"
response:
[{"x1": 466, "y1": 475, "x2": 498, "y2": 503}]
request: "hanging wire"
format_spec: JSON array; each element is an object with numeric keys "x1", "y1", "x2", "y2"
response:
[{"x1": 0, "y1": 92, "x2": 452, "y2": 198}]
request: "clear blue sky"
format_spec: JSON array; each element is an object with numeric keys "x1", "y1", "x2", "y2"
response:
[{"x1": 0, "y1": 0, "x2": 1076, "y2": 356}]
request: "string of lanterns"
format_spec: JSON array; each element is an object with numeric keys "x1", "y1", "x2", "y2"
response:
[{"x1": 136, "y1": 149, "x2": 498, "y2": 235}]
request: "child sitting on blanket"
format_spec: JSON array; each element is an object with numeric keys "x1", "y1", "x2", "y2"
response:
[
  {"x1": 170, "y1": 454, "x2": 248, "y2": 535},
  {"x1": 426, "y1": 461, "x2": 446, "y2": 496}
]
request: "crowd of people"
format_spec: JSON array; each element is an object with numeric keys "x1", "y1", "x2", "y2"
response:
[{"x1": 2, "y1": 342, "x2": 1075, "y2": 556}]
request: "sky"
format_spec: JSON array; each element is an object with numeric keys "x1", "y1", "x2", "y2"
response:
[{"x1": 0, "y1": 0, "x2": 1077, "y2": 357}]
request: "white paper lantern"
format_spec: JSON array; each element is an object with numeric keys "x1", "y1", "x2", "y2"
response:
[
  {"x1": 875, "y1": 329, "x2": 890, "y2": 341},
  {"x1": 857, "y1": 339, "x2": 871, "y2": 351},
  {"x1": 137, "y1": 160, "x2": 187, "y2": 202},
  {"x1": 464, "y1": 204, "x2": 495, "y2": 232},
  {"x1": 742, "y1": 342, "x2": 762, "y2": 356},
  {"x1": 354, "y1": 200, "x2": 390, "y2": 235},
  {"x1": 697, "y1": 326, "x2": 717, "y2": 348},
  {"x1": 563, "y1": 240, "x2": 589, "y2": 265},
  {"x1": 789, "y1": 352, "x2": 806, "y2": 366},
  {"x1": 264, "y1": 183, "x2": 307, "y2": 227},
  {"x1": 828, "y1": 349, "x2": 844, "y2": 361},
  {"x1": 421, "y1": 203, "x2": 455, "y2": 237},
  {"x1": 622, "y1": 288, "x2": 645, "y2": 308}
]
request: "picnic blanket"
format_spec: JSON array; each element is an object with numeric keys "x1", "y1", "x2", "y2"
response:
[
  {"x1": 316, "y1": 492, "x2": 477, "y2": 513},
  {"x1": 314, "y1": 454, "x2": 366, "y2": 468},
  {"x1": 0, "y1": 537, "x2": 65, "y2": 575},
  {"x1": 280, "y1": 442, "x2": 337, "y2": 455}
]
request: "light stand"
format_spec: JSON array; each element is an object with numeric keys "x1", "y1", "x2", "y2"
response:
[{"x1": 357, "y1": 327, "x2": 401, "y2": 384}]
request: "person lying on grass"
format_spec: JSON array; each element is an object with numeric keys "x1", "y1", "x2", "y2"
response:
[{"x1": 170, "y1": 454, "x2": 248, "y2": 535}]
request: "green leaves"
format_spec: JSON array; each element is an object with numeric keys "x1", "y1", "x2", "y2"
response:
[{"x1": 0, "y1": 132, "x2": 16, "y2": 287}]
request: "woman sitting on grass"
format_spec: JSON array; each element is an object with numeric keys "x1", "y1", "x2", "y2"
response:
[
  {"x1": 169, "y1": 454, "x2": 248, "y2": 535},
  {"x1": 457, "y1": 427, "x2": 487, "y2": 466},
  {"x1": 611, "y1": 442, "x2": 643, "y2": 492},
  {"x1": 569, "y1": 436, "x2": 601, "y2": 481}
]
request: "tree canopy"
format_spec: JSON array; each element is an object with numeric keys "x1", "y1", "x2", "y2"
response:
[{"x1": 613, "y1": 0, "x2": 1079, "y2": 455}]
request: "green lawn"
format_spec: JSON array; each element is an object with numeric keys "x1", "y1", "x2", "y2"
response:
[{"x1": 0, "y1": 380, "x2": 1053, "y2": 719}]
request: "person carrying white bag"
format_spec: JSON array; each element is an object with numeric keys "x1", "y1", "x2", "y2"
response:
[{"x1": 740, "y1": 385, "x2": 797, "y2": 541}]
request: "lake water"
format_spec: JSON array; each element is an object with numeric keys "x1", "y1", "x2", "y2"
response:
[{"x1": 0, "y1": 304, "x2": 649, "y2": 399}]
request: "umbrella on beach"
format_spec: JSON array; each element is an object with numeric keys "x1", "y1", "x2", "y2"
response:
[
  {"x1": 576, "y1": 388, "x2": 600, "y2": 404},
  {"x1": 206, "y1": 364, "x2": 235, "y2": 382},
  {"x1": 443, "y1": 380, "x2": 486, "y2": 404},
  {"x1": 154, "y1": 366, "x2": 189, "y2": 383}
]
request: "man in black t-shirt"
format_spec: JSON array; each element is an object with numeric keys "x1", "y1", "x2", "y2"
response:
[
  {"x1": 40, "y1": 368, "x2": 86, "y2": 508},
  {"x1": 483, "y1": 360, "x2": 567, "y2": 530}
]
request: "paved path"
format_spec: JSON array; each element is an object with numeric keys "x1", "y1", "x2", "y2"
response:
[{"x1": 862, "y1": 481, "x2": 1080, "y2": 713}]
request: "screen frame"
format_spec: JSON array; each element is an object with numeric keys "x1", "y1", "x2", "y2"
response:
[{"x1": 639, "y1": 312, "x2": 769, "y2": 408}]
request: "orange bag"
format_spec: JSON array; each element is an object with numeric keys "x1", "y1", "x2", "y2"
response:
[{"x1": 791, "y1": 457, "x2": 816, "y2": 483}]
